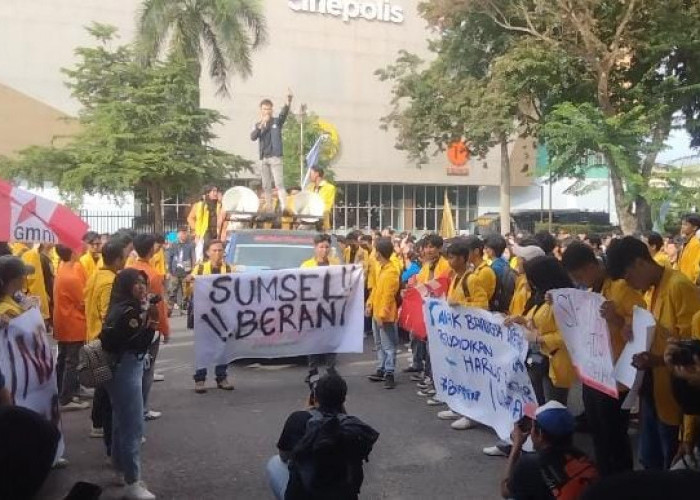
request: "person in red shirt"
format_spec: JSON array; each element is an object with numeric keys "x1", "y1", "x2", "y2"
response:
[
  {"x1": 128, "y1": 234, "x2": 169, "y2": 422},
  {"x1": 53, "y1": 244, "x2": 89, "y2": 412}
]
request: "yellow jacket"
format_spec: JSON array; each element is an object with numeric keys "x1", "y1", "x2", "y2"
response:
[
  {"x1": 475, "y1": 261, "x2": 497, "y2": 302},
  {"x1": 653, "y1": 251, "x2": 671, "y2": 269},
  {"x1": 188, "y1": 200, "x2": 222, "y2": 239},
  {"x1": 307, "y1": 180, "x2": 336, "y2": 230},
  {"x1": 300, "y1": 256, "x2": 341, "y2": 268},
  {"x1": 645, "y1": 268, "x2": 700, "y2": 437},
  {"x1": 448, "y1": 268, "x2": 490, "y2": 310},
  {"x1": 678, "y1": 236, "x2": 700, "y2": 284},
  {"x1": 417, "y1": 256, "x2": 451, "y2": 284},
  {"x1": 528, "y1": 303, "x2": 576, "y2": 389},
  {"x1": 600, "y1": 278, "x2": 646, "y2": 362},
  {"x1": 150, "y1": 248, "x2": 166, "y2": 276},
  {"x1": 368, "y1": 262, "x2": 400, "y2": 323},
  {"x1": 509, "y1": 274, "x2": 530, "y2": 316},
  {"x1": 80, "y1": 253, "x2": 104, "y2": 279},
  {"x1": 84, "y1": 268, "x2": 117, "y2": 340},
  {"x1": 343, "y1": 246, "x2": 368, "y2": 266},
  {"x1": 10, "y1": 242, "x2": 29, "y2": 256},
  {"x1": 21, "y1": 248, "x2": 50, "y2": 320},
  {"x1": 0, "y1": 295, "x2": 24, "y2": 317}
]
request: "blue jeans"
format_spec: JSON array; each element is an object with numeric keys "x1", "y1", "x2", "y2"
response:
[
  {"x1": 106, "y1": 352, "x2": 145, "y2": 484},
  {"x1": 266, "y1": 455, "x2": 289, "y2": 500},
  {"x1": 193, "y1": 364, "x2": 229, "y2": 383},
  {"x1": 376, "y1": 321, "x2": 398, "y2": 375},
  {"x1": 639, "y1": 394, "x2": 679, "y2": 470}
]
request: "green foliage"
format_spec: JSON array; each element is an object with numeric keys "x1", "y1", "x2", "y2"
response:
[
  {"x1": 0, "y1": 25, "x2": 249, "y2": 227},
  {"x1": 135, "y1": 0, "x2": 267, "y2": 96},
  {"x1": 281, "y1": 111, "x2": 339, "y2": 189}
]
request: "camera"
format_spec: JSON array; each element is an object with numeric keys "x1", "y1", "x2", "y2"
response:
[
  {"x1": 147, "y1": 294, "x2": 162, "y2": 306},
  {"x1": 669, "y1": 339, "x2": 700, "y2": 366}
]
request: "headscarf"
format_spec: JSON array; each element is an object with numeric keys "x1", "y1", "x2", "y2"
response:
[
  {"x1": 109, "y1": 268, "x2": 148, "y2": 307},
  {"x1": 523, "y1": 256, "x2": 573, "y2": 314}
]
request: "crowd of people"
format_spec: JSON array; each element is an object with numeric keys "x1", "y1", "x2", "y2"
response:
[{"x1": 3, "y1": 210, "x2": 700, "y2": 498}]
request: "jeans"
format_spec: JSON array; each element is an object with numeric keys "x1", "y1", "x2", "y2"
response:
[
  {"x1": 57, "y1": 341, "x2": 83, "y2": 405},
  {"x1": 142, "y1": 337, "x2": 160, "y2": 414},
  {"x1": 376, "y1": 321, "x2": 398, "y2": 375},
  {"x1": 266, "y1": 455, "x2": 289, "y2": 500},
  {"x1": 308, "y1": 354, "x2": 337, "y2": 373},
  {"x1": 639, "y1": 394, "x2": 679, "y2": 470},
  {"x1": 106, "y1": 352, "x2": 145, "y2": 484},
  {"x1": 168, "y1": 274, "x2": 189, "y2": 307},
  {"x1": 371, "y1": 319, "x2": 382, "y2": 361},
  {"x1": 410, "y1": 337, "x2": 424, "y2": 371},
  {"x1": 259, "y1": 157, "x2": 286, "y2": 210},
  {"x1": 582, "y1": 385, "x2": 633, "y2": 476},
  {"x1": 193, "y1": 364, "x2": 229, "y2": 383}
]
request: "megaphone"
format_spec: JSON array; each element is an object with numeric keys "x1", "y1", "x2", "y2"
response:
[
  {"x1": 292, "y1": 192, "x2": 325, "y2": 224},
  {"x1": 222, "y1": 186, "x2": 259, "y2": 221}
]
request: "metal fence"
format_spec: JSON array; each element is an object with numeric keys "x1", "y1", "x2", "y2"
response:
[{"x1": 79, "y1": 210, "x2": 186, "y2": 235}]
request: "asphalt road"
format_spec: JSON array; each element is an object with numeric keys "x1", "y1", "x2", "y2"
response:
[{"x1": 40, "y1": 316, "x2": 526, "y2": 500}]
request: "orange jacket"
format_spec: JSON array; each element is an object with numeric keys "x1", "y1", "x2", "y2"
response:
[
  {"x1": 53, "y1": 262, "x2": 87, "y2": 342},
  {"x1": 128, "y1": 259, "x2": 171, "y2": 336}
]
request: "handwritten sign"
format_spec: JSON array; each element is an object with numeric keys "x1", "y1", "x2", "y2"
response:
[
  {"x1": 615, "y1": 306, "x2": 655, "y2": 389},
  {"x1": 425, "y1": 299, "x2": 537, "y2": 440},
  {"x1": 0, "y1": 308, "x2": 64, "y2": 459},
  {"x1": 193, "y1": 265, "x2": 365, "y2": 366},
  {"x1": 551, "y1": 289, "x2": 618, "y2": 398}
]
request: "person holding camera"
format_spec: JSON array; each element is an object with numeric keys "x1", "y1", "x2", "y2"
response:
[
  {"x1": 101, "y1": 268, "x2": 158, "y2": 500},
  {"x1": 607, "y1": 237, "x2": 700, "y2": 470},
  {"x1": 501, "y1": 401, "x2": 598, "y2": 499}
]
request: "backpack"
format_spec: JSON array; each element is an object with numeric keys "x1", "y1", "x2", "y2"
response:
[
  {"x1": 540, "y1": 447, "x2": 599, "y2": 500},
  {"x1": 77, "y1": 339, "x2": 114, "y2": 388},
  {"x1": 286, "y1": 410, "x2": 379, "y2": 500},
  {"x1": 490, "y1": 265, "x2": 518, "y2": 313}
]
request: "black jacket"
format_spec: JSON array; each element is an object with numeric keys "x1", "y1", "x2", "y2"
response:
[
  {"x1": 100, "y1": 301, "x2": 155, "y2": 355},
  {"x1": 167, "y1": 241, "x2": 196, "y2": 276},
  {"x1": 250, "y1": 104, "x2": 290, "y2": 159}
]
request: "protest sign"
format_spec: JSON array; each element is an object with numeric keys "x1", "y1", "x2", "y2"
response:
[
  {"x1": 194, "y1": 265, "x2": 364, "y2": 367},
  {"x1": 551, "y1": 289, "x2": 618, "y2": 398},
  {"x1": 0, "y1": 307, "x2": 64, "y2": 458},
  {"x1": 425, "y1": 299, "x2": 537, "y2": 440},
  {"x1": 615, "y1": 306, "x2": 655, "y2": 389}
]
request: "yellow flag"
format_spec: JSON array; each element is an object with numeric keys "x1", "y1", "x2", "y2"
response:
[{"x1": 440, "y1": 192, "x2": 456, "y2": 239}]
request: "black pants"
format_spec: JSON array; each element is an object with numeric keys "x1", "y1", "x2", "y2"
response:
[
  {"x1": 57, "y1": 341, "x2": 83, "y2": 405},
  {"x1": 582, "y1": 384, "x2": 633, "y2": 476}
]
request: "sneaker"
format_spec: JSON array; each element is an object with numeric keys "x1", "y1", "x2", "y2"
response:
[
  {"x1": 122, "y1": 480, "x2": 156, "y2": 500},
  {"x1": 141, "y1": 436, "x2": 147, "y2": 444},
  {"x1": 403, "y1": 366, "x2": 422, "y2": 373},
  {"x1": 417, "y1": 388, "x2": 436, "y2": 397},
  {"x1": 90, "y1": 426, "x2": 104, "y2": 438},
  {"x1": 153, "y1": 373, "x2": 165, "y2": 382},
  {"x1": 409, "y1": 374, "x2": 424, "y2": 382},
  {"x1": 483, "y1": 444, "x2": 510, "y2": 457},
  {"x1": 144, "y1": 410, "x2": 162, "y2": 421},
  {"x1": 426, "y1": 397, "x2": 446, "y2": 406},
  {"x1": 437, "y1": 409, "x2": 461, "y2": 420},
  {"x1": 60, "y1": 400, "x2": 89, "y2": 412},
  {"x1": 52, "y1": 457, "x2": 69, "y2": 469},
  {"x1": 79, "y1": 386, "x2": 95, "y2": 399},
  {"x1": 451, "y1": 417, "x2": 476, "y2": 430},
  {"x1": 416, "y1": 379, "x2": 433, "y2": 390},
  {"x1": 216, "y1": 378, "x2": 234, "y2": 391},
  {"x1": 384, "y1": 373, "x2": 396, "y2": 389},
  {"x1": 195, "y1": 381, "x2": 207, "y2": 394},
  {"x1": 368, "y1": 370, "x2": 385, "y2": 382}
]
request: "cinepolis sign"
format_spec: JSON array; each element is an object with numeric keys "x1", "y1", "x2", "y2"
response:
[{"x1": 288, "y1": 0, "x2": 405, "y2": 24}]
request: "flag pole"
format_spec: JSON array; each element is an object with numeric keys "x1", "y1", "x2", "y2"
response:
[{"x1": 299, "y1": 104, "x2": 307, "y2": 186}]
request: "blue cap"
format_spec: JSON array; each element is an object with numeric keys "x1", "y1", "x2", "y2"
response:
[{"x1": 535, "y1": 401, "x2": 575, "y2": 436}]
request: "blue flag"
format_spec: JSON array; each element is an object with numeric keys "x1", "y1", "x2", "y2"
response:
[{"x1": 302, "y1": 135, "x2": 326, "y2": 189}]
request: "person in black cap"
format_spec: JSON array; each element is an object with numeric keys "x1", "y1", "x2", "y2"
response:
[{"x1": 501, "y1": 401, "x2": 598, "y2": 499}]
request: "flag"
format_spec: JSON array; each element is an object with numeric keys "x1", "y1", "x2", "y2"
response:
[
  {"x1": 301, "y1": 135, "x2": 327, "y2": 189},
  {"x1": 440, "y1": 191, "x2": 456, "y2": 238}
]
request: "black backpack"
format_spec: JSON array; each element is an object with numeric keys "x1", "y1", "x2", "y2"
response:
[
  {"x1": 490, "y1": 265, "x2": 518, "y2": 313},
  {"x1": 286, "y1": 410, "x2": 379, "y2": 500}
]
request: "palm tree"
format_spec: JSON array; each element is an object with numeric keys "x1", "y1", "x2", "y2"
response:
[{"x1": 136, "y1": 0, "x2": 267, "y2": 96}]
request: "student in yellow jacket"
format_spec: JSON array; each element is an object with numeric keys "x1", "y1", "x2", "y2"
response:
[
  {"x1": 508, "y1": 244, "x2": 545, "y2": 316},
  {"x1": 607, "y1": 236, "x2": 700, "y2": 470},
  {"x1": 366, "y1": 238, "x2": 400, "y2": 389},
  {"x1": 80, "y1": 232, "x2": 104, "y2": 279},
  {"x1": 21, "y1": 245, "x2": 51, "y2": 321},
  {"x1": 507, "y1": 256, "x2": 576, "y2": 405},
  {"x1": 306, "y1": 166, "x2": 336, "y2": 231},
  {"x1": 343, "y1": 232, "x2": 367, "y2": 267},
  {"x1": 416, "y1": 234, "x2": 450, "y2": 284},
  {"x1": 188, "y1": 186, "x2": 223, "y2": 261},
  {"x1": 677, "y1": 214, "x2": 700, "y2": 284},
  {"x1": 150, "y1": 235, "x2": 167, "y2": 277},
  {"x1": 646, "y1": 232, "x2": 671, "y2": 269},
  {"x1": 84, "y1": 240, "x2": 125, "y2": 341},
  {"x1": 561, "y1": 241, "x2": 645, "y2": 476},
  {"x1": 445, "y1": 238, "x2": 490, "y2": 310}
]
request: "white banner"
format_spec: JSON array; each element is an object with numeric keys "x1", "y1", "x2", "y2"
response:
[
  {"x1": 0, "y1": 307, "x2": 64, "y2": 458},
  {"x1": 194, "y1": 265, "x2": 365, "y2": 366},
  {"x1": 425, "y1": 299, "x2": 537, "y2": 440},
  {"x1": 551, "y1": 288, "x2": 618, "y2": 398}
]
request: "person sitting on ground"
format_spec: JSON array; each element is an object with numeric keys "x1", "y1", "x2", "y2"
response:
[
  {"x1": 501, "y1": 401, "x2": 599, "y2": 499},
  {"x1": 266, "y1": 373, "x2": 379, "y2": 500}
]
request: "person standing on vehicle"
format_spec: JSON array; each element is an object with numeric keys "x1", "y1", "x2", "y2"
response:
[
  {"x1": 188, "y1": 240, "x2": 235, "y2": 394},
  {"x1": 251, "y1": 91, "x2": 293, "y2": 213},
  {"x1": 187, "y1": 186, "x2": 222, "y2": 262},
  {"x1": 305, "y1": 166, "x2": 336, "y2": 231},
  {"x1": 301, "y1": 234, "x2": 340, "y2": 382}
]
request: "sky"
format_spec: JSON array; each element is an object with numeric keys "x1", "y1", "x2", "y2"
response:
[{"x1": 658, "y1": 129, "x2": 698, "y2": 164}]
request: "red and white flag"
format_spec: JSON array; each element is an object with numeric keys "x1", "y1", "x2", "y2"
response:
[{"x1": 0, "y1": 179, "x2": 88, "y2": 252}]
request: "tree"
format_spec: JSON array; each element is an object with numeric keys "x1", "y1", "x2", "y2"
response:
[
  {"x1": 0, "y1": 24, "x2": 248, "y2": 232},
  {"x1": 281, "y1": 110, "x2": 340, "y2": 189},
  {"x1": 416, "y1": 0, "x2": 700, "y2": 234},
  {"x1": 135, "y1": 0, "x2": 267, "y2": 96}
]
